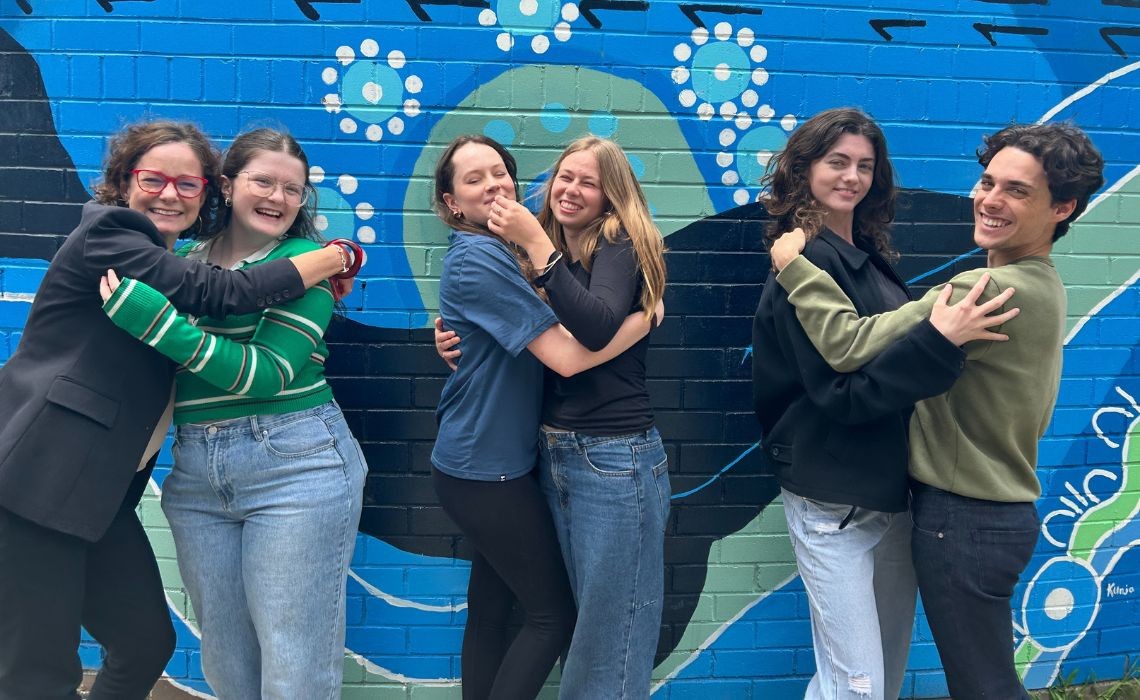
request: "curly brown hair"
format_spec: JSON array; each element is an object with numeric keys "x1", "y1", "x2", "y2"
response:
[
  {"x1": 761, "y1": 107, "x2": 897, "y2": 260},
  {"x1": 92, "y1": 120, "x2": 222, "y2": 237},
  {"x1": 977, "y1": 123, "x2": 1105, "y2": 241}
]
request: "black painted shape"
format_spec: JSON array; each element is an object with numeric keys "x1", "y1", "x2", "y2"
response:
[
  {"x1": 95, "y1": 0, "x2": 156, "y2": 13},
  {"x1": 293, "y1": 0, "x2": 361, "y2": 21},
  {"x1": 403, "y1": 0, "x2": 490, "y2": 22},
  {"x1": 1101, "y1": 26, "x2": 1140, "y2": 56},
  {"x1": 973, "y1": 22, "x2": 1049, "y2": 46},
  {"x1": 869, "y1": 18, "x2": 926, "y2": 41},
  {"x1": 678, "y1": 3, "x2": 763, "y2": 29},
  {"x1": 1103, "y1": 0, "x2": 1140, "y2": 6},
  {"x1": 0, "y1": 28, "x2": 87, "y2": 256},
  {"x1": 579, "y1": 0, "x2": 649, "y2": 29},
  {"x1": 16, "y1": 0, "x2": 31, "y2": 14}
]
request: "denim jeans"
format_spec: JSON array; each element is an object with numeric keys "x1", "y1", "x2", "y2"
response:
[
  {"x1": 538, "y1": 426, "x2": 670, "y2": 700},
  {"x1": 782, "y1": 489, "x2": 916, "y2": 700},
  {"x1": 910, "y1": 483, "x2": 1037, "y2": 700},
  {"x1": 162, "y1": 402, "x2": 367, "y2": 700}
]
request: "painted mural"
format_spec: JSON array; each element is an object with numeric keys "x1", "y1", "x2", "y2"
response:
[{"x1": 0, "y1": 0, "x2": 1137, "y2": 697}]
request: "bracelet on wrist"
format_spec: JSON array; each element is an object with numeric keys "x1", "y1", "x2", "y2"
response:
[{"x1": 325, "y1": 238, "x2": 364, "y2": 279}]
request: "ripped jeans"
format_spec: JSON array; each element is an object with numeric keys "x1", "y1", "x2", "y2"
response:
[{"x1": 782, "y1": 488, "x2": 916, "y2": 700}]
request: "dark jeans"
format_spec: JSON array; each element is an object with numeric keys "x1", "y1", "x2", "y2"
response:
[
  {"x1": 433, "y1": 467, "x2": 576, "y2": 700},
  {"x1": 0, "y1": 470, "x2": 174, "y2": 700},
  {"x1": 910, "y1": 482, "x2": 1037, "y2": 700}
]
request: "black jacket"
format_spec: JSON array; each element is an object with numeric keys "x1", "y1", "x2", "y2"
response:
[
  {"x1": 752, "y1": 229, "x2": 964, "y2": 512},
  {"x1": 0, "y1": 203, "x2": 305, "y2": 541}
]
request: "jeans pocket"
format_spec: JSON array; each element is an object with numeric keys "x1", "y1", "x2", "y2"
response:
[
  {"x1": 971, "y1": 527, "x2": 1038, "y2": 598},
  {"x1": 261, "y1": 413, "x2": 337, "y2": 458},
  {"x1": 582, "y1": 437, "x2": 636, "y2": 477}
]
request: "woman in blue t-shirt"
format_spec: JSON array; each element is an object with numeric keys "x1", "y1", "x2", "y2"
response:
[{"x1": 429, "y1": 135, "x2": 658, "y2": 699}]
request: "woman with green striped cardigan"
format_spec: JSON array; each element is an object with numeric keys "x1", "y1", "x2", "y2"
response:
[{"x1": 99, "y1": 129, "x2": 366, "y2": 698}]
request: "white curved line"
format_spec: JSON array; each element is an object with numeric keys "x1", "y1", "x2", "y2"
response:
[
  {"x1": 649, "y1": 572, "x2": 799, "y2": 694},
  {"x1": 347, "y1": 568, "x2": 468, "y2": 613},
  {"x1": 1065, "y1": 266, "x2": 1140, "y2": 345},
  {"x1": 346, "y1": 650, "x2": 460, "y2": 685},
  {"x1": 1038, "y1": 60, "x2": 1140, "y2": 124}
]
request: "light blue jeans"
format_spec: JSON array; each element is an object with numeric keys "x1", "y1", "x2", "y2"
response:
[
  {"x1": 163, "y1": 402, "x2": 367, "y2": 700},
  {"x1": 782, "y1": 488, "x2": 916, "y2": 700},
  {"x1": 539, "y1": 426, "x2": 671, "y2": 700}
]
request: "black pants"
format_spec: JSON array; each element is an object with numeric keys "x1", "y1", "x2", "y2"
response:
[
  {"x1": 433, "y1": 468, "x2": 576, "y2": 700},
  {"x1": 911, "y1": 483, "x2": 1037, "y2": 700},
  {"x1": 0, "y1": 471, "x2": 175, "y2": 700}
]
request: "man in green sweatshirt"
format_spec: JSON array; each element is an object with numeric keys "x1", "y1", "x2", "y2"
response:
[{"x1": 767, "y1": 123, "x2": 1105, "y2": 699}]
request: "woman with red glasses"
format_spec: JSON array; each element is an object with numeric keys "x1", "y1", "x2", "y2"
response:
[{"x1": 0, "y1": 120, "x2": 351, "y2": 699}]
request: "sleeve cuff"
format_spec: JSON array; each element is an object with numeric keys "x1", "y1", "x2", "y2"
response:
[{"x1": 774, "y1": 254, "x2": 818, "y2": 291}]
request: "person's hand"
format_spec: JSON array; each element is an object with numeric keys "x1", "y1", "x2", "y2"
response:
[
  {"x1": 929, "y1": 272, "x2": 1020, "y2": 346},
  {"x1": 488, "y1": 196, "x2": 547, "y2": 248},
  {"x1": 99, "y1": 269, "x2": 121, "y2": 302},
  {"x1": 331, "y1": 276, "x2": 355, "y2": 301},
  {"x1": 434, "y1": 316, "x2": 461, "y2": 371},
  {"x1": 770, "y1": 227, "x2": 807, "y2": 271}
]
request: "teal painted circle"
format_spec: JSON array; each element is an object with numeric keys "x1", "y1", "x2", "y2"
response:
[
  {"x1": 495, "y1": 0, "x2": 560, "y2": 36},
  {"x1": 314, "y1": 188, "x2": 356, "y2": 238},
  {"x1": 735, "y1": 126, "x2": 788, "y2": 186},
  {"x1": 1022, "y1": 558, "x2": 1099, "y2": 650},
  {"x1": 341, "y1": 61, "x2": 404, "y2": 124},
  {"x1": 588, "y1": 111, "x2": 617, "y2": 137},
  {"x1": 690, "y1": 42, "x2": 751, "y2": 103},
  {"x1": 540, "y1": 103, "x2": 571, "y2": 133},
  {"x1": 627, "y1": 154, "x2": 646, "y2": 179},
  {"x1": 484, "y1": 119, "x2": 517, "y2": 146}
]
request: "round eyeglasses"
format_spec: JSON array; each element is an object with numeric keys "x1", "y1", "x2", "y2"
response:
[
  {"x1": 238, "y1": 170, "x2": 310, "y2": 206},
  {"x1": 131, "y1": 169, "x2": 208, "y2": 199}
]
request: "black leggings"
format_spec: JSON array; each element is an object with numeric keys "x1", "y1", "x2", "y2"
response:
[
  {"x1": 433, "y1": 468, "x2": 576, "y2": 700},
  {"x1": 0, "y1": 470, "x2": 175, "y2": 700}
]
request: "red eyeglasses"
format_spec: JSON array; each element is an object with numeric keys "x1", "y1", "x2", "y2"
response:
[{"x1": 131, "y1": 169, "x2": 208, "y2": 198}]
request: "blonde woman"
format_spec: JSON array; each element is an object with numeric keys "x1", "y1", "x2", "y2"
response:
[{"x1": 486, "y1": 136, "x2": 669, "y2": 698}]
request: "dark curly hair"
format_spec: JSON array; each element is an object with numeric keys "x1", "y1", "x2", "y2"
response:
[
  {"x1": 205, "y1": 128, "x2": 321, "y2": 242},
  {"x1": 92, "y1": 120, "x2": 221, "y2": 237},
  {"x1": 761, "y1": 107, "x2": 897, "y2": 261},
  {"x1": 978, "y1": 123, "x2": 1105, "y2": 241}
]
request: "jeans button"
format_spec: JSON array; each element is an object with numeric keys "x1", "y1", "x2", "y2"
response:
[
  {"x1": 937, "y1": 532, "x2": 944, "y2": 539},
  {"x1": 207, "y1": 426, "x2": 218, "y2": 436}
]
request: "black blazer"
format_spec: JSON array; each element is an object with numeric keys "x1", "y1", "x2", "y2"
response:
[
  {"x1": 0, "y1": 203, "x2": 305, "y2": 541},
  {"x1": 752, "y1": 229, "x2": 965, "y2": 512}
]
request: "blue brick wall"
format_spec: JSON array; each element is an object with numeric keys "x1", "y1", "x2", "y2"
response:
[{"x1": 1, "y1": 0, "x2": 1138, "y2": 697}]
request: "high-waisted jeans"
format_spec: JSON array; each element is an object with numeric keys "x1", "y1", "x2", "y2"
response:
[
  {"x1": 163, "y1": 402, "x2": 367, "y2": 700},
  {"x1": 539, "y1": 426, "x2": 671, "y2": 699},
  {"x1": 782, "y1": 488, "x2": 916, "y2": 700}
]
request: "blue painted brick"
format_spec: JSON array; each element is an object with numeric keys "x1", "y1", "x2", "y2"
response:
[
  {"x1": 668, "y1": 679, "x2": 751, "y2": 699},
  {"x1": 1, "y1": 266, "x2": 46, "y2": 294}
]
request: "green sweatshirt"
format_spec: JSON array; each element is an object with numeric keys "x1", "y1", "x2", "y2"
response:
[
  {"x1": 102, "y1": 236, "x2": 335, "y2": 424},
  {"x1": 775, "y1": 255, "x2": 1065, "y2": 502}
]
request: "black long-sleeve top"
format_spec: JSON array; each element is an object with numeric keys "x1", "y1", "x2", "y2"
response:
[
  {"x1": 752, "y1": 228, "x2": 965, "y2": 512},
  {"x1": 538, "y1": 233, "x2": 654, "y2": 435}
]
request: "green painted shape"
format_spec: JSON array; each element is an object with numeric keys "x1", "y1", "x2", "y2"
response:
[
  {"x1": 1053, "y1": 170, "x2": 1140, "y2": 334},
  {"x1": 139, "y1": 486, "x2": 200, "y2": 631},
  {"x1": 649, "y1": 496, "x2": 797, "y2": 682},
  {"x1": 402, "y1": 64, "x2": 714, "y2": 322},
  {"x1": 1015, "y1": 636, "x2": 1043, "y2": 678},
  {"x1": 1070, "y1": 414, "x2": 1140, "y2": 562}
]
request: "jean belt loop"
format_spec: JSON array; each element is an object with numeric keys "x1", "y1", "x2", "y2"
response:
[{"x1": 250, "y1": 415, "x2": 262, "y2": 441}]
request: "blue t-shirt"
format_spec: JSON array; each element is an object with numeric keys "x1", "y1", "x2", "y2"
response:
[{"x1": 431, "y1": 231, "x2": 558, "y2": 481}]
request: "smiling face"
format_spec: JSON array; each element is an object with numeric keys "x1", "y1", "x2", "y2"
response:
[
  {"x1": 549, "y1": 149, "x2": 607, "y2": 240},
  {"x1": 441, "y1": 142, "x2": 516, "y2": 228},
  {"x1": 808, "y1": 133, "x2": 875, "y2": 235},
  {"x1": 222, "y1": 150, "x2": 307, "y2": 242},
  {"x1": 124, "y1": 141, "x2": 207, "y2": 244},
  {"x1": 974, "y1": 146, "x2": 1075, "y2": 267}
]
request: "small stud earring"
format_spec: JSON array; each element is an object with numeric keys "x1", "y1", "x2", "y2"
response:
[{"x1": 224, "y1": 196, "x2": 232, "y2": 207}]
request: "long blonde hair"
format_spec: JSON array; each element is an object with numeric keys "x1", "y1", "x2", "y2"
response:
[{"x1": 536, "y1": 136, "x2": 666, "y2": 320}]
